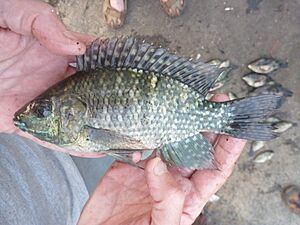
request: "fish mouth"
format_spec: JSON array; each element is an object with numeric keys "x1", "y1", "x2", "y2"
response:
[{"x1": 13, "y1": 116, "x2": 27, "y2": 131}]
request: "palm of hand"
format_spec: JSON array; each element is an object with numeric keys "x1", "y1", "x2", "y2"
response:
[
  {"x1": 85, "y1": 162, "x2": 155, "y2": 224},
  {"x1": 0, "y1": 31, "x2": 70, "y2": 133},
  {"x1": 78, "y1": 161, "x2": 203, "y2": 225}
]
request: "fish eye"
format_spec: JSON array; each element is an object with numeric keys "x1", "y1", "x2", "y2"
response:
[{"x1": 33, "y1": 100, "x2": 52, "y2": 118}]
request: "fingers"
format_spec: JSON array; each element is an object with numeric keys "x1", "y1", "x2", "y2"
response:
[
  {"x1": 146, "y1": 158, "x2": 185, "y2": 225},
  {"x1": 71, "y1": 31, "x2": 96, "y2": 45},
  {"x1": 32, "y1": 13, "x2": 86, "y2": 55},
  {"x1": 0, "y1": 28, "x2": 26, "y2": 61},
  {"x1": 191, "y1": 136, "x2": 246, "y2": 205},
  {"x1": 0, "y1": 0, "x2": 88, "y2": 55}
]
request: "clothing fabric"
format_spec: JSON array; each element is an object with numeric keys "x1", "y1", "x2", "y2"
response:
[{"x1": 0, "y1": 134, "x2": 89, "y2": 225}]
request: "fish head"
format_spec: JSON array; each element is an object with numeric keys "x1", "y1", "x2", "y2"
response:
[
  {"x1": 13, "y1": 97, "x2": 60, "y2": 144},
  {"x1": 14, "y1": 94, "x2": 88, "y2": 146}
]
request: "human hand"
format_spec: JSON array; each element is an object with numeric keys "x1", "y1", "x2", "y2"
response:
[
  {"x1": 0, "y1": 0, "x2": 98, "y2": 156},
  {"x1": 77, "y1": 94, "x2": 247, "y2": 225}
]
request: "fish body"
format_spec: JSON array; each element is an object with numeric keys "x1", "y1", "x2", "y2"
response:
[
  {"x1": 28, "y1": 69, "x2": 227, "y2": 151},
  {"x1": 242, "y1": 73, "x2": 268, "y2": 88},
  {"x1": 272, "y1": 121, "x2": 293, "y2": 133},
  {"x1": 14, "y1": 37, "x2": 282, "y2": 169},
  {"x1": 250, "y1": 141, "x2": 265, "y2": 153},
  {"x1": 253, "y1": 150, "x2": 274, "y2": 163},
  {"x1": 248, "y1": 57, "x2": 288, "y2": 74}
]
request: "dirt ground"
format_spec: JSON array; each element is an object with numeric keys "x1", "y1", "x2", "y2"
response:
[{"x1": 44, "y1": 0, "x2": 300, "y2": 224}]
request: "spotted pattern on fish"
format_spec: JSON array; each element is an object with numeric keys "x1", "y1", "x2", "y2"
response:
[
  {"x1": 57, "y1": 69, "x2": 230, "y2": 150},
  {"x1": 13, "y1": 36, "x2": 283, "y2": 169}
]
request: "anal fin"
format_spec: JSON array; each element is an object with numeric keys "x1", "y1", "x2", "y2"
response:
[{"x1": 158, "y1": 134, "x2": 214, "y2": 170}]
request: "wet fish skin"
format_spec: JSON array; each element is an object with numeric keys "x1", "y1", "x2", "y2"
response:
[
  {"x1": 242, "y1": 73, "x2": 268, "y2": 88},
  {"x1": 14, "y1": 69, "x2": 230, "y2": 149},
  {"x1": 14, "y1": 68, "x2": 230, "y2": 169},
  {"x1": 13, "y1": 37, "x2": 283, "y2": 169},
  {"x1": 248, "y1": 57, "x2": 288, "y2": 74}
]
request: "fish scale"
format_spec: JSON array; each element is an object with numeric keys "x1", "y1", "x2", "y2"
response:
[
  {"x1": 13, "y1": 36, "x2": 282, "y2": 169},
  {"x1": 69, "y1": 69, "x2": 224, "y2": 148},
  {"x1": 73, "y1": 69, "x2": 210, "y2": 147}
]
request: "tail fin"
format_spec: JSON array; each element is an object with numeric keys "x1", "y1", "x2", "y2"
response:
[{"x1": 224, "y1": 95, "x2": 282, "y2": 141}]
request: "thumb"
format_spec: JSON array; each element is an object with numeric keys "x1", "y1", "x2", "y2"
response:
[
  {"x1": 145, "y1": 158, "x2": 185, "y2": 225},
  {"x1": 31, "y1": 11, "x2": 87, "y2": 55},
  {"x1": 0, "y1": 0, "x2": 87, "y2": 55}
]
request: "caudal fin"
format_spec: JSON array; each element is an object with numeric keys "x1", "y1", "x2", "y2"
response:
[{"x1": 224, "y1": 95, "x2": 282, "y2": 141}]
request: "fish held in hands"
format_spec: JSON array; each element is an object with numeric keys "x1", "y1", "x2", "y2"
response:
[
  {"x1": 14, "y1": 37, "x2": 282, "y2": 169},
  {"x1": 248, "y1": 57, "x2": 288, "y2": 74}
]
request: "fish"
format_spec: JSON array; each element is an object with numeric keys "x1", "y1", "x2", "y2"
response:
[
  {"x1": 13, "y1": 37, "x2": 283, "y2": 170},
  {"x1": 209, "y1": 82, "x2": 224, "y2": 92},
  {"x1": 272, "y1": 121, "x2": 293, "y2": 133},
  {"x1": 228, "y1": 92, "x2": 238, "y2": 100},
  {"x1": 253, "y1": 150, "x2": 274, "y2": 163},
  {"x1": 248, "y1": 57, "x2": 288, "y2": 74},
  {"x1": 249, "y1": 78, "x2": 293, "y2": 104},
  {"x1": 207, "y1": 59, "x2": 236, "y2": 92},
  {"x1": 249, "y1": 140, "x2": 265, "y2": 156},
  {"x1": 242, "y1": 73, "x2": 268, "y2": 88}
]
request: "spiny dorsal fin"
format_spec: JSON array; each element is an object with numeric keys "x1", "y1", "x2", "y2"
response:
[{"x1": 76, "y1": 36, "x2": 223, "y2": 96}]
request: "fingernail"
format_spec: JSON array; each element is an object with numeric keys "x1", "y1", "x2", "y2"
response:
[
  {"x1": 154, "y1": 158, "x2": 167, "y2": 176},
  {"x1": 63, "y1": 31, "x2": 86, "y2": 54}
]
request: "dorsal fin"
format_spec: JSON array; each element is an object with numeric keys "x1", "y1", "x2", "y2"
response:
[{"x1": 75, "y1": 36, "x2": 223, "y2": 96}]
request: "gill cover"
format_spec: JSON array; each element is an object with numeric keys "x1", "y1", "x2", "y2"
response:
[{"x1": 57, "y1": 94, "x2": 88, "y2": 145}]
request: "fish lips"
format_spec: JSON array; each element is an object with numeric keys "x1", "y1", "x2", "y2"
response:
[
  {"x1": 13, "y1": 113, "x2": 28, "y2": 131},
  {"x1": 13, "y1": 102, "x2": 34, "y2": 132}
]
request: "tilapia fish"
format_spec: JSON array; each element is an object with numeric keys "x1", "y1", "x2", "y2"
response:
[{"x1": 13, "y1": 37, "x2": 282, "y2": 169}]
